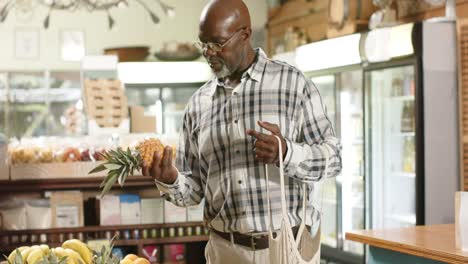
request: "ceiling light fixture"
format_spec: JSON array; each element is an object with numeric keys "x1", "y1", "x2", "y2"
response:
[{"x1": 0, "y1": 0, "x2": 175, "y2": 29}]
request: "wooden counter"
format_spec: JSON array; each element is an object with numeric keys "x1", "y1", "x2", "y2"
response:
[{"x1": 346, "y1": 224, "x2": 468, "y2": 264}]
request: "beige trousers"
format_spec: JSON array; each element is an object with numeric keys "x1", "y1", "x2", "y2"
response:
[
  {"x1": 204, "y1": 232, "x2": 269, "y2": 264},
  {"x1": 204, "y1": 229, "x2": 321, "y2": 264}
]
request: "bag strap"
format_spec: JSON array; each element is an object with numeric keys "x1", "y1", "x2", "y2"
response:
[
  {"x1": 266, "y1": 136, "x2": 332, "y2": 231},
  {"x1": 265, "y1": 135, "x2": 287, "y2": 231}
]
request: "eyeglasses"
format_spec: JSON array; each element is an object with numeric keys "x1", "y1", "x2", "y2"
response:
[{"x1": 195, "y1": 28, "x2": 244, "y2": 53}]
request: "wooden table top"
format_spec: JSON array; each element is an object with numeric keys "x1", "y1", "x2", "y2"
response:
[{"x1": 346, "y1": 224, "x2": 468, "y2": 264}]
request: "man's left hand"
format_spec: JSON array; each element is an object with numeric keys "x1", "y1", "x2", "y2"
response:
[{"x1": 246, "y1": 121, "x2": 287, "y2": 165}]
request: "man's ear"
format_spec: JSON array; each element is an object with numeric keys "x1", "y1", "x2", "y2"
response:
[{"x1": 241, "y1": 27, "x2": 252, "y2": 42}]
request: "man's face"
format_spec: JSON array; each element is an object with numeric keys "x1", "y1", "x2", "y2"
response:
[{"x1": 198, "y1": 27, "x2": 244, "y2": 79}]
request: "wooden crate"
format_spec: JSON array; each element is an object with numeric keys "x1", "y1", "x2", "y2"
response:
[
  {"x1": 83, "y1": 79, "x2": 128, "y2": 128},
  {"x1": 10, "y1": 162, "x2": 107, "y2": 180}
]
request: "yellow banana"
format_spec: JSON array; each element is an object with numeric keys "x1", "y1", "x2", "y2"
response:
[
  {"x1": 7, "y1": 246, "x2": 29, "y2": 263},
  {"x1": 39, "y1": 244, "x2": 50, "y2": 255},
  {"x1": 53, "y1": 247, "x2": 73, "y2": 264},
  {"x1": 26, "y1": 247, "x2": 44, "y2": 264},
  {"x1": 62, "y1": 239, "x2": 93, "y2": 264},
  {"x1": 64, "y1": 248, "x2": 86, "y2": 264},
  {"x1": 21, "y1": 246, "x2": 40, "y2": 263}
]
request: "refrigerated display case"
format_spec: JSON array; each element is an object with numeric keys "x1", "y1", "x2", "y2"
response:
[
  {"x1": 293, "y1": 20, "x2": 459, "y2": 264},
  {"x1": 0, "y1": 70, "x2": 82, "y2": 138},
  {"x1": 366, "y1": 64, "x2": 416, "y2": 227},
  {"x1": 363, "y1": 21, "x2": 459, "y2": 235},
  {"x1": 365, "y1": 64, "x2": 418, "y2": 229}
]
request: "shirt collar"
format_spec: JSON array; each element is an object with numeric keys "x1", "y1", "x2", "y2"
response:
[{"x1": 205, "y1": 48, "x2": 268, "y2": 97}]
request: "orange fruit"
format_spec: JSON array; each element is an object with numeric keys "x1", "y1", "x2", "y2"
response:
[
  {"x1": 123, "y1": 254, "x2": 139, "y2": 261},
  {"x1": 133, "y1": 257, "x2": 151, "y2": 264}
]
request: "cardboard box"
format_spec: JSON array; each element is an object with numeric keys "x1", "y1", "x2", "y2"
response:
[
  {"x1": 10, "y1": 161, "x2": 106, "y2": 180},
  {"x1": 130, "y1": 106, "x2": 156, "y2": 133},
  {"x1": 164, "y1": 201, "x2": 186, "y2": 223},
  {"x1": 187, "y1": 202, "x2": 204, "y2": 222},
  {"x1": 86, "y1": 195, "x2": 121, "y2": 226},
  {"x1": 101, "y1": 195, "x2": 121, "y2": 225},
  {"x1": 119, "y1": 194, "x2": 141, "y2": 225},
  {"x1": 50, "y1": 191, "x2": 84, "y2": 228},
  {"x1": 141, "y1": 198, "x2": 164, "y2": 224}
]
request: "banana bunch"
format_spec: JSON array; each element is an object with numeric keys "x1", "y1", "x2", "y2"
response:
[
  {"x1": 7, "y1": 245, "x2": 50, "y2": 264},
  {"x1": 61, "y1": 239, "x2": 93, "y2": 264},
  {"x1": 6, "y1": 239, "x2": 93, "y2": 264}
]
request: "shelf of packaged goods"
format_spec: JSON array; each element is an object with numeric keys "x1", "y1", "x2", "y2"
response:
[
  {"x1": 0, "y1": 222, "x2": 208, "y2": 253},
  {"x1": 0, "y1": 176, "x2": 155, "y2": 192}
]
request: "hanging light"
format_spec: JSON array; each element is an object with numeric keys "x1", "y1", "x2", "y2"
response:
[{"x1": 0, "y1": 0, "x2": 175, "y2": 29}]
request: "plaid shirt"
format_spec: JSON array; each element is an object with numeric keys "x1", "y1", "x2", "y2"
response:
[{"x1": 156, "y1": 48, "x2": 342, "y2": 233}]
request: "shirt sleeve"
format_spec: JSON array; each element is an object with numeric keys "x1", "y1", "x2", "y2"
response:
[
  {"x1": 156, "y1": 107, "x2": 204, "y2": 207},
  {"x1": 283, "y1": 76, "x2": 342, "y2": 183}
]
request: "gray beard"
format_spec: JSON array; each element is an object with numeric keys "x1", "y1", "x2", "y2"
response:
[{"x1": 213, "y1": 64, "x2": 232, "y2": 79}]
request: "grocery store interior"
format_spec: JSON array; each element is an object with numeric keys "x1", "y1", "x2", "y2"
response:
[{"x1": 0, "y1": 0, "x2": 468, "y2": 263}]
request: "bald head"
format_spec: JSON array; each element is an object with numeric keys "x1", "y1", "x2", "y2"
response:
[
  {"x1": 198, "y1": 0, "x2": 256, "y2": 82},
  {"x1": 199, "y1": 0, "x2": 251, "y2": 37}
]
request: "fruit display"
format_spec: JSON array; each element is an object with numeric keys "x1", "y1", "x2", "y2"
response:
[
  {"x1": 3, "y1": 239, "x2": 150, "y2": 264},
  {"x1": 89, "y1": 138, "x2": 176, "y2": 196},
  {"x1": 5, "y1": 240, "x2": 92, "y2": 264},
  {"x1": 8, "y1": 137, "x2": 111, "y2": 165},
  {"x1": 7, "y1": 134, "x2": 177, "y2": 166}
]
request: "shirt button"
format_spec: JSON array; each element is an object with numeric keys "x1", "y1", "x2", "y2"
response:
[
  {"x1": 233, "y1": 92, "x2": 238, "y2": 96},
  {"x1": 242, "y1": 211, "x2": 246, "y2": 215},
  {"x1": 238, "y1": 180, "x2": 242, "y2": 184},
  {"x1": 234, "y1": 119, "x2": 238, "y2": 124}
]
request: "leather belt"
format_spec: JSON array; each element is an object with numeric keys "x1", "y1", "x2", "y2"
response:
[{"x1": 211, "y1": 225, "x2": 308, "y2": 250}]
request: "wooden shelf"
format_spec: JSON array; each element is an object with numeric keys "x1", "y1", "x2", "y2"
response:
[
  {"x1": 114, "y1": 236, "x2": 209, "y2": 247},
  {"x1": 0, "y1": 176, "x2": 155, "y2": 192},
  {"x1": 0, "y1": 222, "x2": 208, "y2": 253}
]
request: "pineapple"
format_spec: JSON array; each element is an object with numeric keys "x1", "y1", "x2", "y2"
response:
[{"x1": 89, "y1": 138, "x2": 170, "y2": 196}]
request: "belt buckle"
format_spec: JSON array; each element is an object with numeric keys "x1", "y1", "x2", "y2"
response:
[
  {"x1": 249, "y1": 232, "x2": 266, "y2": 250},
  {"x1": 250, "y1": 236, "x2": 257, "y2": 250}
]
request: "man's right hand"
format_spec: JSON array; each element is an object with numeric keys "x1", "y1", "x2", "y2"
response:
[{"x1": 142, "y1": 146, "x2": 178, "y2": 185}]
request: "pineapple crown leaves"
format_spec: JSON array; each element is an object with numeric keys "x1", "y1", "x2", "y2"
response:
[
  {"x1": 88, "y1": 147, "x2": 143, "y2": 197},
  {"x1": 93, "y1": 235, "x2": 119, "y2": 264},
  {"x1": 36, "y1": 254, "x2": 67, "y2": 264}
]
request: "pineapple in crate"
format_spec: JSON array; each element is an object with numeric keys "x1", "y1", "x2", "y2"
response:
[{"x1": 89, "y1": 138, "x2": 175, "y2": 196}]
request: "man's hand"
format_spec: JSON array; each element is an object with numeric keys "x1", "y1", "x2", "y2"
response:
[
  {"x1": 246, "y1": 121, "x2": 287, "y2": 165},
  {"x1": 142, "y1": 146, "x2": 178, "y2": 185}
]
